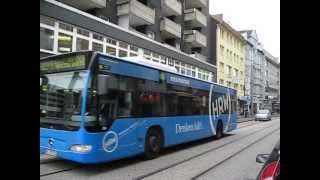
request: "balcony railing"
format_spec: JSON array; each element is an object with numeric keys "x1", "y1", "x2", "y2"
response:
[
  {"x1": 184, "y1": 30, "x2": 207, "y2": 47},
  {"x1": 160, "y1": 17, "x2": 181, "y2": 39},
  {"x1": 162, "y1": 0, "x2": 182, "y2": 17},
  {"x1": 60, "y1": 0, "x2": 106, "y2": 10},
  {"x1": 184, "y1": 8, "x2": 207, "y2": 28},
  {"x1": 117, "y1": 0, "x2": 155, "y2": 26},
  {"x1": 185, "y1": 0, "x2": 207, "y2": 9}
]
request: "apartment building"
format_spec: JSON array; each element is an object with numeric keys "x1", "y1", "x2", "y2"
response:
[
  {"x1": 240, "y1": 30, "x2": 264, "y2": 114},
  {"x1": 264, "y1": 49, "x2": 280, "y2": 113},
  {"x1": 211, "y1": 14, "x2": 246, "y2": 115},
  {"x1": 40, "y1": 0, "x2": 217, "y2": 82}
]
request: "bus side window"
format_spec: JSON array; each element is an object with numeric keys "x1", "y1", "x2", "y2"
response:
[{"x1": 98, "y1": 93, "x2": 118, "y2": 127}]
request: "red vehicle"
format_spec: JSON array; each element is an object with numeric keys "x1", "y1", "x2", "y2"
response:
[{"x1": 256, "y1": 140, "x2": 280, "y2": 180}]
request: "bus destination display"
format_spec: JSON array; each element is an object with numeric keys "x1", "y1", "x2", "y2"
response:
[{"x1": 41, "y1": 55, "x2": 86, "y2": 73}]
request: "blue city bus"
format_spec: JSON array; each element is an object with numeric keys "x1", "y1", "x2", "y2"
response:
[{"x1": 40, "y1": 51, "x2": 237, "y2": 164}]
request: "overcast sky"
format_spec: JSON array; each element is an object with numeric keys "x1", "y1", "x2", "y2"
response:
[{"x1": 209, "y1": 0, "x2": 280, "y2": 59}]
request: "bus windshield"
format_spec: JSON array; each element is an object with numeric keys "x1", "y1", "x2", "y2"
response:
[{"x1": 40, "y1": 71, "x2": 89, "y2": 131}]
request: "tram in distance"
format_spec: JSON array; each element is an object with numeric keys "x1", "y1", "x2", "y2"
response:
[{"x1": 40, "y1": 51, "x2": 238, "y2": 164}]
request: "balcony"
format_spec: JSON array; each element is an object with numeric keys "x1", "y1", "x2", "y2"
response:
[
  {"x1": 184, "y1": 8, "x2": 207, "y2": 27},
  {"x1": 59, "y1": 0, "x2": 106, "y2": 10},
  {"x1": 185, "y1": 0, "x2": 207, "y2": 9},
  {"x1": 190, "y1": 52, "x2": 206, "y2": 61},
  {"x1": 162, "y1": 0, "x2": 182, "y2": 17},
  {"x1": 160, "y1": 17, "x2": 181, "y2": 39},
  {"x1": 117, "y1": 0, "x2": 155, "y2": 26},
  {"x1": 184, "y1": 30, "x2": 207, "y2": 47}
]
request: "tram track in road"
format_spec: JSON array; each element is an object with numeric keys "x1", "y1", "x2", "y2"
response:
[
  {"x1": 133, "y1": 121, "x2": 279, "y2": 180},
  {"x1": 190, "y1": 128, "x2": 280, "y2": 180},
  {"x1": 40, "y1": 164, "x2": 84, "y2": 177}
]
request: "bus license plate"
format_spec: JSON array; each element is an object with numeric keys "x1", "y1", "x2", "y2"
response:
[{"x1": 46, "y1": 149, "x2": 57, "y2": 157}]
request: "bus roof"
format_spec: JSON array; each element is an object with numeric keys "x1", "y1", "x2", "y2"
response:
[
  {"x1": 95, "y1": 52, "x2": 237, "y2": 92},
  {"x1": 40, "y1": 51, "x2": 237, "y2": 92}
]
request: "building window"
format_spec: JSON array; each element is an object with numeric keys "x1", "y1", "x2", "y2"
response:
[
  {"x1": 186, "y1": 64, "x2": 191, "y2": 76},
  {"x1": 160, "y1": 55, "x2": 167, "y2": 64},
  {"x1": 40, "y1": 27, "x2": 54, "y2": 51},
  {"x1": 191, "y1": 66, "x2": 196, "y2": 77},
  {"x1": 181, "y1": 63, "x2": 186, "y2": 75},
  {"x1": 152, "y1": 53, "x2": 160, "y2": 62},
  {"x1": 143, "y1": 49, "x2": 151, "y2": 56},
  {"x1": 107, "y1": 38, "x2": 117, "y2": 45},
  {"x1": 92, "y1": 42, "x2": 103, "y2": 52},
  {"x1": 220, "y1": 45, "x2": 224, "y2": 57},
  {"x1": 58, "y1": 33, "x2": 73, "y2": 53},
  {"x1": 221, "y1": 29, "x2": 224, "y2": 39},
  {"x1": 226, "y1": 49, "x2": 229, "y2": 59},
  {"x1": 76, "y1": 38, "x2": 89, "y2": 51},
  {"x1": 40, "y1": 15, "x2": 55, "y2": 26},
  {"x1": 198, "y1": 70, "x2": 202, "y2": 79},
  {"x1": 59, "y1": 22, "x2": 73, "y2": 32},
  {"x1": 227, "y1": 66, "x2": 232, "y2": 76},
  {"x1": 143, "y1": 49, "x2": 151, "y2": 60},
  {"x1": 93, "y1": 33, "x2": 104, "y2": 42},
  {"x1": 168, "y1": 58, "x2": 174, "y2": 66},
  {"x1": 119, "y1": 41, "x2": 128, "y2": 49},
  {"x1": 219, "y1": 62, "x2": 224, "y2": 73},
  {"x1": 174, "y1": 60, "x2": 181, "y2": 72},
  {"x1": 152, "y1": 53, "x2": 159, "y2": 59},
  {"x1": 118, "y1": 49, "x2": 128, "y2": 57},
  {"x1": 130, "y1": 45, "x2": 139, "y2": 52},
  {"x1": 106, "y1": 46, "x2": 116, "y2": 56},
  {"x1": 77, "y1": 28, "x2": 90, "y2": 37},
  {"x1": 175, "y1": 66, "x2": 180, "y2": 73}
]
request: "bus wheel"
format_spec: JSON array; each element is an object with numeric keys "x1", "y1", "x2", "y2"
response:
[
  {"x1": 144, "y1": 128, "x2": 163, "y2": 160},
  {"x1": 215, "y1": 121, "x2": 223, "y2": 139}
]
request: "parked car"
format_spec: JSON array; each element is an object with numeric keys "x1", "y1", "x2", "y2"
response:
[
  {"x1": 255, "y1": 109, "x2": 271, "y2": 121},
  {"x1": 256, "y1": 140, "x2": 280, "y2": 180}
]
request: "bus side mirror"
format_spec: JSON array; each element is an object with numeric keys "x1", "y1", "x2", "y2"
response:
[
  {"x1": 97, "y1": 74, "x2": 111, "y2": 95},
  {"x1": 256, "y1": 154, "x2": 270, "y2": 164}
]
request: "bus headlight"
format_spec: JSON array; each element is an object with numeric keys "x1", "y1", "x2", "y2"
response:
[{"x1": 70, "y1": 144, "x2": 92, "y2": 153}]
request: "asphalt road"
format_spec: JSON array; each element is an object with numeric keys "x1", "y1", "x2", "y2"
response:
[{"x1": 40, "y1": 117, "x2": 280, "y2": 180}]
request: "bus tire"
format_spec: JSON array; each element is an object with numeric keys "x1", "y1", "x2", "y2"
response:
[
  {"x1": 215, "y1": 121, "x2": 223, "y2": 139},
  {"x1": 144, "y1": 128, "x2": 163, "y2": 160}
]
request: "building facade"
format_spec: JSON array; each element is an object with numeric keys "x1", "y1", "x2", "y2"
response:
[
  {"x1": 240, "y1": 30, "x2": 280, "y2": 114},
  {"x1": 40, "y1": 0, "x2": 217, "y2": 83},
  {"x1": 212, "y1": 14, "x2": 246, "y2": 116},
  {"x1": 264, "y1": 50, "x2": 280, "y2": 113},
  {"x1": 240, "y1": 30, "x2": 266, "y2": 115}
]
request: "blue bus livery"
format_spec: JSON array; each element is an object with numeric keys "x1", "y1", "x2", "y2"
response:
[{"x1": 40, "y1": 51, "x2": 237, "y2": 164}]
